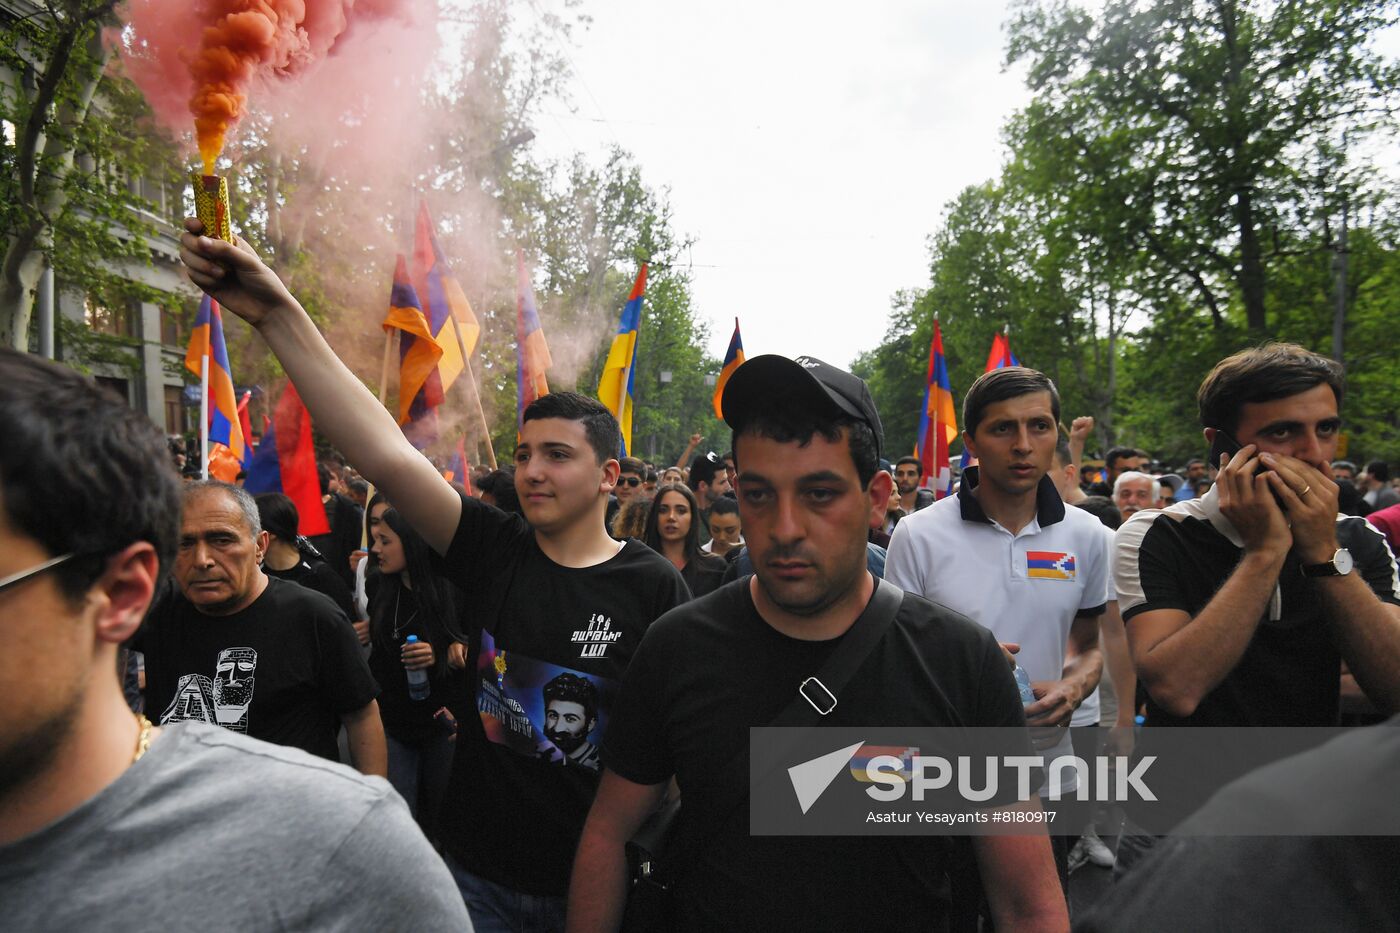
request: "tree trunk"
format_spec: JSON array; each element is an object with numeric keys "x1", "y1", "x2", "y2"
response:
[
  {"x1": 1, "y1": 21, "x2": 113, "y2": 349},
  {"x1": 1235, "y1": 187, "x2": 1268, "y2": 334}
]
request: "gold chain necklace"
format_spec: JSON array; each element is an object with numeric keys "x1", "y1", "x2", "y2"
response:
[{"x1": 132, "y1": 713, "x2": 153, "y2": 763}]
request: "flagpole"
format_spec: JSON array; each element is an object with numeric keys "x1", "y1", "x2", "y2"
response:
[
  {"x1": 200, "y1": 353, "x2": 210, "y2": 481},
  {"x1": 447, "y1": 313, "x2": 497, "y2": 469}
]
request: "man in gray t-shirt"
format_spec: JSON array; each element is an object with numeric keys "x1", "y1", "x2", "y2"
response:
[
  {"x1": 0, "y1": 723, "x2": 470, "y2": 931},
  {"x1": 0, "y1": 351, "x2": 469, "y2": 931}
]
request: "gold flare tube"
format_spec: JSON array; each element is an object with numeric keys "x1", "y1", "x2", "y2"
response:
[{"x1": 191, "y1": 173, "x2": 233, "y2": 243}]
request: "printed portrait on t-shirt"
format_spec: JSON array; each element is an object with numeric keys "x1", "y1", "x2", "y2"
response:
[
  {"x1": 475, "y1": 630, "x2": 615, "y2": 772},
  {"x1": 159, "y1": 647, "x2": 257, "y2": 733}
]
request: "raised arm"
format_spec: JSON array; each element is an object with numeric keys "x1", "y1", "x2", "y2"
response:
[{"x1": 179, "y1": 220, "x2": 460, "y2": 554}]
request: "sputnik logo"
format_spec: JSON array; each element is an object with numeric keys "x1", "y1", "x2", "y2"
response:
[{"x1": 788, "y1": 740, "x2": 865, "y2": 814}]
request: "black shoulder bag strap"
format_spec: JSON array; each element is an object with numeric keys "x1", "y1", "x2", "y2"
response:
[{"x1": 632, "y1": 578, "x2": 905, "y2": 888}]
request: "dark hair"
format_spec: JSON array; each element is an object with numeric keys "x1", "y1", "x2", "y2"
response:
[
  {"x1": 316, "y1": 461, "x2": 333, "y2": 495},
  {"x1": 347, "y1": 478, "x2": 369, "y2": 496},
  {"x1": 1053, "y1": 437, "x2": 1073, "y2": 469},
  {"x1": 894, "y1": 456, "x2": 922, "y2": 475},
  {"x1": 688, "y1": 452, "x2": 724, "y2": 490},
  {"x1": 731, "y1": 411, "x2": 880, "y2": 489},
  {"x1": 522, "y1": 391, "x2": 619, "y2": 464},
  {"x1": 363, "y1": 492, "x2": 388, "y2": 570},
  {"x1": 254, "y1": 492, "x2": 299, "y2": 542},
  {"x1": 643, "y1": 483, "x2": 706, "y2": 566},
  {"x1": 477, "y1": 468, "x2": 523, "y2": 516},
  {"x1": 1366, "y1": 460, "x2": 1391, "y2": 483},
  {"x1": 0, "y1": 349, "x2": 181, "y2": 600},
  {"x1": 1104, "y1": 446, "x2": 1147, "y2": 471},
  {"x1": 710, "y1": 496, "x2": 740, "y2": 518},
  {"x1": 1197, "y1": 342, "x2": 1344, "y2": 434},
  {"x1": 543, "y1": 672, "x2": 599, "y2": 722},
  {"x1": 961, "y1": 366, "x2": 1061, "y2": 436},
  {"x1": 618, "y1": 456, "x2": 645, "y2": 476},
  {"x1": 369, "y1": 508, "x2": 459, "y2": 678},
  {"x1": 1076, "y1": 495, "x2": 1122, "y2": 530},
  {"x1": 644, "y1": 468, "x2": 658, "y2": 483}
]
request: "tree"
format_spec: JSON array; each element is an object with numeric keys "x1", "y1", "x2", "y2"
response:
[
  {"x1": 1, "y1": 0, "x2": 182, "y2": 350},
  {"x1": 1005, "y1": 0, "x2": 1400, "y2": 336}
]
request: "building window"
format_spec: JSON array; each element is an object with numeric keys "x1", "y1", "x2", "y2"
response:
[
  {"x1": 164, "y1": 384, "x2": 189, "y2": 434},
  {"x1": 160, "y1": 304, "x2": 184, "y2": 346},
  {"x1": 85, "y1": 294, "x2": 136, "y2": 338}
]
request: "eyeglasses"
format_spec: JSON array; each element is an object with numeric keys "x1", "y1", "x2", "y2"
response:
[
  {"x1": 620, "y1": 477, "x2": 642, "y2": 487},
  {"x1": 0, "y1": 552, "x2": 78, "y2": 597}
]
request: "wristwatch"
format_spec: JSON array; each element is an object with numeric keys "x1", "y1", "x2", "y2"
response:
[{"x1": 1300, "y1": 548, "x2": 1354, "y2": 578}]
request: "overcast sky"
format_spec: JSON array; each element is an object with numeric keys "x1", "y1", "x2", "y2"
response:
[{"x1": 525, "y1": 0, "x2": 1034, "y2": 369}]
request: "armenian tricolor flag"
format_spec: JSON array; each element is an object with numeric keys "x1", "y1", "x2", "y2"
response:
[
  {"x1": 412, "y1": 202, "x2": 480, "y2": 392},
  {"x1": 382, "y1": 254, "x2": 443, "y2": 448},
  {"x1": 597, "y1": 265, "x2": 647, "y2": 456},
  {"x1": 443, "y1": 436, "x2": 473, "y2": 495},
  {"x1": 244, "y1": 382, "x2": 330, "y2": 536},
  {"x1": 516, "y1": 251, "x2": 553, "y2": 430},
  {"x1": 916, "y1": 320, "x2": 958, "y2": 498},
  {"x1": 713, "y1": 318, "x2": 745, "y2": 419},
  {"x1": 184, "y1": 296, "x2": 247, "y2": 469}
]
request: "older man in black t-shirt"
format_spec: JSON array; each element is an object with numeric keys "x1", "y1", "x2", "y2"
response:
[{"x1": 138, "y1": 481, "x2": 384, "y2": 773}]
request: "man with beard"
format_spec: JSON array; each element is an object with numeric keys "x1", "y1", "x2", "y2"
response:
[
  {"x1": 137, "y1": 481, "x2": 386, "y2": 775},
  {"x1": 568, "y1": 356, "x2": 1066, "y2": 932},
  {"x1": 893, "y1": 456, "x2": 936, "y2": 514},
  {"x1": 543, "y1": 673, "x2": 601, "y2": 771},
  {"x1": 0, "y1": 349, "x2": 468, "y2": 930}
]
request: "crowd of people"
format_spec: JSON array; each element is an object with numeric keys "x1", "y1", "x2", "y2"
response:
[{"x1": 1, "y1": 218, "x2": 1398, "y2": 932}]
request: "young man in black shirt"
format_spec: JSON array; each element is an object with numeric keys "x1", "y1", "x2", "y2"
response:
[
  {"x1": 568, "y1": 355, "x2": 1067, "y2": 932},
  {"x1": 180, "y1": 225, "x2": 689, "y2": 928}
]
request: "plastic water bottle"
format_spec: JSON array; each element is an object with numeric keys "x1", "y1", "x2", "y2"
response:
[
  {"x1": 405, "y1": 635, "x2": 431, "y2": 701},
  {"x1": 1013, "y1": 664, "x2": 1036, "y2": 706}
]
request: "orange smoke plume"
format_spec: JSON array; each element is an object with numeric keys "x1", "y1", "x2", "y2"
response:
[{"x1": 189, "y1": 5, "x2": 280, "y2": 174}]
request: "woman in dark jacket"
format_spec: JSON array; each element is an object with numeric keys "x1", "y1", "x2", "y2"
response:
[
  {"x1": 367, "y1": 507, "x2": 466, "y2": 840},
  {"x1": 642, "y1": 483, "x2": 726, "y2": 599}
]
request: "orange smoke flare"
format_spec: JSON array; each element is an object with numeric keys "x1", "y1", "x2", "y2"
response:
[{"x1": 188, "y1": 5, "x2": 280, "y2": 173}]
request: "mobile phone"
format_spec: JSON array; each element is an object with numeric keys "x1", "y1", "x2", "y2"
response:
[{"x1": 1209, "y1": 428, "x2": 1285, "y2": 506}]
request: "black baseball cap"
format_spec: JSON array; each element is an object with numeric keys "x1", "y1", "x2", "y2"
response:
[{"x1": 721, "y1": 354, "x2": 885, "y2": 457}]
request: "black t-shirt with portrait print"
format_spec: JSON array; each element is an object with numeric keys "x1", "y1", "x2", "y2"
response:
[
  {"x1": 602, "y1": 579, "x2": 1030, "y2": 932},
  {"x1": 136, "y1": 576, "x2": 379, "y2": 762},
  {"x1": 429, "y1": 491, "x2": 690, "y2": 896}
]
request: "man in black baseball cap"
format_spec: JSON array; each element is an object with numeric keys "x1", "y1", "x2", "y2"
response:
[{"x1": 571, "y1": 354, "x2": 1066, "y2": 931}]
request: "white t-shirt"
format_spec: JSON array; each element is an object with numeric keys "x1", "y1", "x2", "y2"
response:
[
  {"x1": 885, "y1": 469, "x2": 1108, "y2": 795},
  {"x1": 1070, "y1": 523, "x2": 1118, "y2": 727}
]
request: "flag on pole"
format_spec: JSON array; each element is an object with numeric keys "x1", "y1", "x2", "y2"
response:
[
  {"x1": 444, "y1": 436, "x2": 473, "y2": 495},
  {"x1": 412, "y1": 202, "x2": 480, "y2": 392},
  {"x1": 382, "y1": 254, "x2": 444, "y2": 448},
  {"x1": 243, "y1": 382, "x2": 331, "y2": 537},
  {"x1": 184, "y1": 295, "x2": 247, "y2": 465},
  {"x1": 236, "y1": 390, "x2": 254, "y2": 457},
  {"x1": 516, "y1": 251, "x2": 553, "y2": 429},
  {"x1": 713, "y1": 318, "x2": 745, "y2": 419},
  {"x1": 597, "y1": 265, "x2": 647, "y2": 456},
  {"x1": 916, "y1": 320, "x2": 958, "y2": 498}
]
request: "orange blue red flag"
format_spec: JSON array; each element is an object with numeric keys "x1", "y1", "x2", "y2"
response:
[
  {"x1": 597, "y1": 265, "x2": 647, "y2": 456},
  {"x1": 516, "y1": 251, "x2": 553, "y2": 429},
  {"x1": 713, "y1": 318, "x2": 745, "y2": 419},
  {"x1": 412, "y1": 202, "x2": 480, "y2": 392},
  {"x1": 916, "y1": 320, "x2": 958, "y2": 498},
  {"x1": 184, "y1": 296, "x2": 247, "y2": 465},
  {"x1": 243, "y1": 382, "x2": 331, "y2": 537},
  {"x1": 382, "y1": 254, "x2": 444, "y2": 448}
]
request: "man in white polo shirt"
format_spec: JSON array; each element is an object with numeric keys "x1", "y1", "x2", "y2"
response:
[{"x1": 886, "y1": 365, "x2": 1106, "y2": 890}]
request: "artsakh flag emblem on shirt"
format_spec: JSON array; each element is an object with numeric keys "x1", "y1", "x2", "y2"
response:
[{"x1": 1027, "y1": 551, "x2": 1076, "y2": 580}]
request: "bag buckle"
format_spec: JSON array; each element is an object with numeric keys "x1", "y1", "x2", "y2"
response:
[{"x1": 799, "y1": 677, "x2": 838, "y2": 716}]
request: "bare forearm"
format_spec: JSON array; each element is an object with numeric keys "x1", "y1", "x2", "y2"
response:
[
  {"x1": 1061, "y1": 646, "x2": 1103, "y2": 705},
  {"x1": 1319, "y1": 578, "x2": 1400, "y2": 714},
  {"x1": 344, "y1": 705, "x2": 388, "y2": 777},
  {"x1": 566, "y1": 825, "x2": 630, "y2": 933},
  {"x1": 257, "y1": 306, "x2": 413, "y2": 484},
  {"x1": 1100, "y1": 604, "x2": 1137, "y2": 724},
  {"x1": 1138, "y1": 550, "x2": 1285, "y2": 715}
]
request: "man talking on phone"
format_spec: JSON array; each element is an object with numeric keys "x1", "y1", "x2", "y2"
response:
[{"x1": 1113, "y1": 343, "x2": 1400, "y2": 862}]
